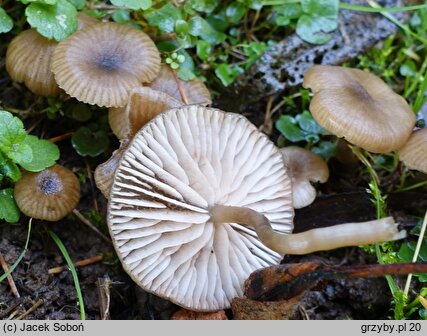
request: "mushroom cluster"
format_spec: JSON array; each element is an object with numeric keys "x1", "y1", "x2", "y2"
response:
[{"x1": 107, "y1": 105, "x2": 405, "y2": 312}]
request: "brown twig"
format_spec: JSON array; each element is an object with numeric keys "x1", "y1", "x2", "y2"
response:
[
  {"x1": 47, "y1": 132, "x2": 74, "y2": 143},
  {"x1": 259, "y1": 96, "x2": 274, "y2": 135},
  {"x1": 48, "y1": 255, "x2": 104, "y2": 274},
  {"x1": 172, "y1": 69, "x2": 189, "y2": 104},
  {"x1": 0, "y1": 251, "x2": 20, "y2": 298},
  {"x1": 72, "y1": 209, "x2": 111, "y2": 245},
  {"x1": 15, "y1": 299, "x2": 44, "y2": 320}
]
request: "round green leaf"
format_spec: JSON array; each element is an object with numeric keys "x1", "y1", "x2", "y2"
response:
[
  {"x1": 0, "y1": 152, "x2": 21, "y2": 182},
  {"x1": 111, "y1": 0, "x2": 152, "y2": 10},
  {"x1": 112, "y1": 9, "x2": 130, "y2": 24},
  {"x1": 26, "y1": 0, "x2": 77, "y2": 41},
  {"x1": 68, "y1": 103, "x2": 93, "y2": 122},
  {"x1": 0, "y1": 110, "x2": 27, "y2": 154},
  {"x1": 71, "y1": 127, "x2": 109, "y2": 157},
  {"x1": 275, "y1": 115, "x2": 306, "y2": 142},
  {"x1": 0, "y1": 188, "x2": 20, "y2": 223},
  {"x1": 19, "y1": 135, "x2": 60, "y2": 172},
  {"x1": 0, "y1": 7, "x2": 13, "y2": 33}
]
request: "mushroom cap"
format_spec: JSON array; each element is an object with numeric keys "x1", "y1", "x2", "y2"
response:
[
  {"x1": 108, "y1": 105, "x2": 293, "y2": 311},
  {"x1": 108, "y1": 87, "x2": 182, "y2": 140},
  {"x1": 148, "y1": 65, "x2": 212, "y2": 105},
  {"x1": 14, "y1": 164, "x2": 80, "y2": 221},
  {"x1": 280, "y1": 147, "x2": 329, "y2": 209},
  {"x1": 398, "y1": 128, "x2": 427, "y2": 174},
  {"x1": 6, "y1": 29, "x2": 61, "y2": 96},
  {"x1": 303, "y1": 65, "x2": 416, "y2": 153},
  {"x1": 5, "y1": 13, "x2": 97, "y2": 97},
  {"x1": 94, "y1": 139, "x2": 129, "y2": 198},
  {"x1": 51, "y1": 22, "x2": 161, "y2": 107}
]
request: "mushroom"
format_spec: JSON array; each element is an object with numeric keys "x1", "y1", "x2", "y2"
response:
[
  {"x1": 6, "y1": 29, "x2": 61, "y2": 96},
  {"x1": 14, "y1": 164, "x2": 80, "y2": 221},
  {"x1": 5, "y1": 13, "x2": 98, "y2": 97},
  {"x1": 108, "y1": 87, "x2": 182, "y2": 140},
  {"x1": 107, "y1": 105, "x2": 405, "y2": 311},
  {"x1": 280, "y1": 146, "x2": 329, "y2": 209},
  {"x1": 148, "y1": 65, "x2": 212, "y2": 105},
  {"x1": 51, "y1": 22, "x2": 161, "y2": 107},
  {"x1": 303, "y1": 65, "x2": 416, "y2": 153},
  {"x1": 398, "y1": 128, "x2": 427, "y2": 174}
]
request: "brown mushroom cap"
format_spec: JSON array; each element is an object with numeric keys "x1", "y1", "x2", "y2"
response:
[
  {"x1": 6, "y1": 29, "x2": 61, "y2": 96},
  {"x1": 398, "y1": 128, "x2": 427, "y2": 174},
  {"x1": 51, "y1": 22, "x2": 161, "y2": 107},
  {"x1": 14, "y1": 164, "x2": 80, "y2": 221},
  {"x1": 280, "y1": 146, "x2": 329, "y2": 209},
  {"x1": 108, "y1": 105, "x2": 293, "y2": 311},
  {"x1": 108, "y1": 87, "x2": 182, "y2": 140},
  {"x1": 303, "y1": 65, "x2": 416, "y2": 153},
  {"x1": 148, "y1": 65, "x2": 212, "y2": 105},
  {"x1": 5, "y1": 13, "x2": 98, "y2": 97}
]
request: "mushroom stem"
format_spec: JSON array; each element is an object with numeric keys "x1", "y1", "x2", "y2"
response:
[{"x1": 210, "y1": 205, "x2": 406, "y2": 255}]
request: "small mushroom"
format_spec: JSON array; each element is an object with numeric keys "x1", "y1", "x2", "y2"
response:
[
  {"x1": 148, "y1": 65, "x2": 212, "y2": 105},
  {"x1": 51, "y1": 22, "x2": 161, "y2": 107},
  {"x1": 14, "y1": 164, "x2": 80, "y2": 221},
  {"x1": 5, "y1": 13, "x2": 98, "y2": 97},
  {"x1": 280, "y1": 146, "x2": 329, "y2": 209},
  {"x1": 108, "y1": 87, "x2": 182, "y2": 140},
  {"x1": 398, "y1": 128, "x2": 427, "y2": 174},
  {"x1": 107, "y1": 105, "x2": 405, "y2": 311},
  {"x1": 6, "y1": 29, "x2": 61, "y2": 96},
  {"x1": 303, "y1": 65, "x2": 416, "y2": 153}
]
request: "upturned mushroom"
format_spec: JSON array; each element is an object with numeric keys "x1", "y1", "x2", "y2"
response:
[
  {"x1": 398, "y1": 128, "x2": 427, "y2": 174},
  {"x1": 280, "y1": 146, "x2": 329, "y2": 208},
  {"x1": 107, "y1": 105, "x2": 405, "y2": 311},
  {"x1": 5, "y1": 13, "x2": 98, "y2": 97},
  {"x1": 14, "y1": 164, "x2": 80, "y2": 221},
  {"x1": 303, "y1": 65, "x2": 416, "y2": 153},
  {"x1": 51, "y1": 22, "x2": 161, "y2": 107}
]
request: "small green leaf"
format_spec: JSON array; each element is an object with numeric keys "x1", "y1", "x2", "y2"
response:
[
  {"x1": 0, "y1": 111, "x2": 27, "y2": 154},
  {"x1": 174, "y1": 19, "x2": 189, "y2": 37},
  {"x1": 71, "y1": 127, "x2": 109, "y2": 157},
  {"x1": 225, "y1": 3, "x2": 246, "y2": 24},
  {"x1": 145, "y1": 3, "x2": 182, "y2": 33},
  {"x1": 26, "y1": 0, "x2": 77, "y2": 41},
  {"x1": 0, "y1": 188, "x2": 20, "y2": 223},
  {"x1": 196, "y1": 40, "x2": 212, "y2": 61},
  {"x1": 296, "y1": 110, "x2": 324, "y2": 134},
  {"x1": 111, "y1": 0, "x2": 151, "y2": 10},
  {"x1": 67, "y1": 0, "x2": 85, "y2": 10},
  {"x1": 0, "y1": 152, "x2": 21, "y2": 182},
  {"x1": 112, "y1": 9, "x2": 130, "y2": 24},
  {"x1": 0, "y1": 7, "x2": 13, "y2": 33},
  {"x1": 67, "y1": 103, "x2": 93, "y2": 122},
  {"x1": 296, "y1": 0, "x2": 338, "y2": 45},
  {"x1": 19, "y1": 135, "x2": 59, "y2": 172},
  {"x1": 312, "y1": 141, "x2": 337, "y2": 160},
  {"x1": 275, "y1": 115, "x2": 306, "y2": 142},
  {"x1": 184, "y1": 0, "x2": 219, "y2": 14},
  {"x1": 188, "y1": 16, "x2": 226, "y2": 44},
  {"x1": 215, "y1": 63, "x2": 243, "y2": 87},
  {"x1": 20, "y1": 0, "x2": 58, "y2": 4}
]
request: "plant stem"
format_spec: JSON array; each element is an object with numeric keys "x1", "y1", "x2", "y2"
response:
[
  {"x1": 403, "y1": 211, "x2": 427, "y2": 296},
  {"x1": 49, "y1": 231, "x2": 86, "y2": 320},
  {"x1": 0, "y1": 218, "x2": 32, "y2": 283}
]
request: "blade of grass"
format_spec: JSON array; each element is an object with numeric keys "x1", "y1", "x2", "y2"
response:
[
  {"x1": 48, "y1": 230, "x2": 86, "y2": 320},
  {"x1": 0, "y1": 218, "x2": 32, "y2": 283},
  {"x1": 403, "y1": 211, "x2": 427, "y2": 296}
]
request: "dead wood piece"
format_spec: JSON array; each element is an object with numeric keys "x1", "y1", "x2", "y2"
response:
[{"x1": 231, "y1": 296, "x2": 301, "y2": 320}]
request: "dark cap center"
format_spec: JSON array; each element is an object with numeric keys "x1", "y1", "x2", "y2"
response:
[
  {"x1": 37, "y1": 171, "x2": 63, "y2": 196},
  {"x1": 95, "y1": 52, "x2": 123, "y2": 72}
]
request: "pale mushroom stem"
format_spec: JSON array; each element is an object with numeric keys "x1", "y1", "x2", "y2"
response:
[{"x1": 210, "y1": 205, "x2": 406, "y2": 255}]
